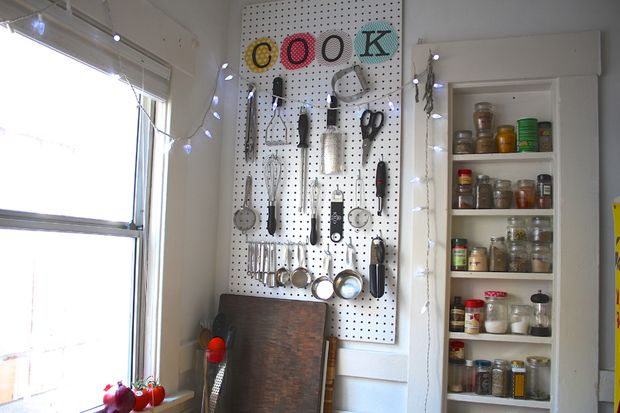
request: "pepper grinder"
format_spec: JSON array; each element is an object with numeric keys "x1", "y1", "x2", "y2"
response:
[{"x1": 529, "y1": 290, "x2": 551, "y2": 337}]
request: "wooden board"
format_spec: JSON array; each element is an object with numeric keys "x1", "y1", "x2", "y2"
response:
[{"x1": 217, "y1": 294, "x2": 328, "y2": 413}]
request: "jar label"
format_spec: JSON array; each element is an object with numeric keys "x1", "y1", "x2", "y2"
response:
[
  {"x1": 464, "y1": 312, "x2": 481, "y2": 333},
  {"x1": 452, "y1": 249, "x2": 467, "y2": 267}
]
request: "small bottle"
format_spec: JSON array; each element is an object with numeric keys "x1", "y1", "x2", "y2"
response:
[
  {"x1": 508, "y1": 242, "x2": 530, "y2": 272},
  {"x1": 451, "y1": 238, "x2": 468, "y2": 271},
  {"x1": 464, "y1": 299, "x2": 485, "y2": 334},
  {"x1": 531, "y1": 242, "x2": 552, "y2": 273},
  {"x1": 506, "y1": 216, "x2": 528, "y2": 242},
  {"x1": 473, "y1": 102, "x2": 494, "y2": 132},
  {"x1": 468, "y1": 247, "x2": 488, "y2": 272},
  {"x1": 492, "y1": 359, "x2": 511, "y2": 397},
  {"x1": 536, "y1": 174, "x2": 553, "y2": 209},
  {"x1": 449, "y1": 296, "x2": 466, "y2": 332},
  {"x1": 496, "y1": 125, "x2": 517, "y2": 153},
  {"x1": 510, "y1": 304, "x2": 531, "y2": 335},
  {"x1": 493, "y1": 179, "x2": 513, "y2": 209},
  {"x1": 453, "y1": 130, "x2": 474, "y2": 154},
  {"x1": 449, "y1": 340, "x2": 465, "y2": 360},
  {"x1": 538, "y1": 122, "x2": 553, "y2": 152},
  {"x1": 530, "y1": 216, "x2": 553, "y2": 242},
  {"x1": 511, "y1": 360, "x2": 527, "y2": 399},
  {"x1": 455, "y1": 184, "x2": 474, "y2": 209},
  {"x1": 474, "y1": 174, "x2": 493, "y2": 209},
  {"x1": 320, "y1": 95, "x2": 343, "y2": 175},
  {"x1": 448, "y1": 359, "x2": 465, "y2": 393},
  {"x1": 457, "y1": 169, "x2": 473, "y2": 185},
  {"x1": 464, "y1": 360, "x2": 475, "y2": 392},
  {"x1": 488, "y1": 236, "x2": 508, "y2": 272},
  {"x1": 475, "y1": 360, "x2": 492, "y2": 395},
  {"x1": 515, "y1": 179, "x2": 536, "y2": 209},
  {"x1": 475, "y1": 130, "x2": 497, "y2": 154}
]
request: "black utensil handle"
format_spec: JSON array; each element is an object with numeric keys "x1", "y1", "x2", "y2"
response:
[
  {"x1": 330, "y1": 201, "x2": 344, "y2": 242},
  {"x1": 297, "y1": 111, "x2": 309, "y2": 148},
  {"x1": 272, "y1": 77, "x2": 284, "y2": 108},
  {"x1": 267, "y1": 205, "x2": 276, "y2": 235},
  {"x1": 370, "y1": 264, "x2": 385, "y2": 298},
  {"x1": 376, "y1": 160, "x2": 387, "y2": 198},
  {"x1": 310, "y1": 216, "x2": 318, "y2": 245},
  {"x1": 376, "y1": 238, "x2": 386, "y2": 263}
]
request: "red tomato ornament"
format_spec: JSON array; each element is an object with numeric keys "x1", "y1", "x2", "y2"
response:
[
  {"x1": 132, "y1": 389, "x2": 149, "y2": 411},
  {"x1": 207, "y1": 337, "x2": 226, "y2": 363},
  {"x1": 147, "y1": 380, "x2": 166, "y2": 407}
]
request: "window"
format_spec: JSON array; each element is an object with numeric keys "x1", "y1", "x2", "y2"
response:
[{"x1": 0, "y1": 27, "x2": 156, "y2": 412}]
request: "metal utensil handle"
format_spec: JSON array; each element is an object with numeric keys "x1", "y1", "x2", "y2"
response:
[
  {"x1": 323, "y1": 253, "x2": 332, "y2": 279},
  {"x1": 243, "y1": 175, "x2": 252, "y2": 207},
  {"x1": 300, "y1": 244, "x2": 306, "y2": 267},
  {"x1": 356, "y1": 171, "x2": 363, "y2": 208},
  {"x1": 209, "y1": 361, "x2": 227, "y2": 412},
  {"x1": 284, "y1": 243, "x2": 290, "y2": 269}
]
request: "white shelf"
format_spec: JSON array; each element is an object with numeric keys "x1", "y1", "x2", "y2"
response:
[
  {"x1": 449, "y1": 332, "x2": 552, "y2": 344},
  {"x1": 451, "y1": 209, "x2": 553, "y2": 217},
  {"x1": 447, "y1": 393, "x2": 551, "y2": 409},
  {"x1": 452, "y1": 153, "x2": 554, "y2": 163},
  {"x1": 450, "y1": 271, "x2": 553, "y2": 281}
]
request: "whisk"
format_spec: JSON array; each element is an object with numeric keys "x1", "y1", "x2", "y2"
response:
[{"x1": 263, "y1": 153, "x2": 282, "y2": 235}]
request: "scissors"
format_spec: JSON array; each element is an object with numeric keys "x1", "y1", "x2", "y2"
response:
[{"x1": 361, "y1": 109, "x2": 385, "y2": 166}]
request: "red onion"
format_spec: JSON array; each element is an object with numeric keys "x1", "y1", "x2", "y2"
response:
[{"x1": 103, "y1": 381, "x2": 135, "y2": 413}]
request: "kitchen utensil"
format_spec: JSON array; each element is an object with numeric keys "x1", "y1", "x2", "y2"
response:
[
  {"x1": 369, "y1": 234, "x2": 386, "y2": 298},
  {"x1": 266, "y1": 242, "x2": 277, "y2": 288},
  {"x1": 361, "y1": 109, "x2": 385, "y2": 165},
  {"x1": 321, "y1": 95, "x2": 343, "y2": 175},
  {"x1": 330, "y1": 186, "x2": 344, "y2": 242},
  {"x1": 201, "y1": 344, "x2": 210, "y2": 413},
  {"x1": 291, "y1": 243, "x2": 312, "y2": 288},
  {"x1": 276, "y1": 242, "x2": 291, "y2": 287},
  {"x1": 348, "y1": 170, "x2": 371, "y2": 229},
  {"x1": 310, "y1": 178, "x2": 320, "y2": 245},
  {"x1": 297, "y1": 107, "x2": 310, "y2": 212},
  {"x1": 263, "y1": 153, "x2": 282, "y2": 235},
  {"x1": 375, "y1": 158, "x2": 387, "y2": 216},
  {"x1": 233, "y1": 175, "x2": 257, "y2": 233},
  {"x1": 257, "y1": 242, "x2": 265, "y2": 282},
  {"x1": 265, "y1": 77, "x2": 288, "y2": 145},
  {"x1": 245, "y1": 83, "x2": 258, "y2": 162},
  {"x1": 261, "y1": 242, "x2": 270, "y2": 285},
  {"x1": 246, "y1": 242, "x2": 253, "y2": 277},
  {"x1": 252, "y1": 242, "x2": 260, "y2": 279},
  {"x1": 311, "y1": 246, "x2": 334, "y2": 301},
  {"x1": 333, "y1": 240, "x2": 364, "y2": 299}
]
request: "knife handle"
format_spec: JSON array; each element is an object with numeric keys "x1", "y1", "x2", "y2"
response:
[
  {"x1": 370, "y1": 264, "x2": 385, "y2": 298},
  {"x1": 310, "y1": 216, "x2": 318, "y2": 245},
  {"x1": 267, "y1": 205, "x2": 276, "y2": 235},
  {"x1": 297, "y1": 109, "x2": 309, "y2": 148}
]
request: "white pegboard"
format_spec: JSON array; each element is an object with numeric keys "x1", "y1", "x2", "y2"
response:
[{"x1": 228, "y1": 0, "x2": 402, "y2": 343}]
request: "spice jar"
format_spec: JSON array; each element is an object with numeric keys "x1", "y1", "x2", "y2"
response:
[
  {"x1": 510, "y1": 304, "x2": 531, "y2": 335},
  {"x1": 484, "y1": 290, "x2": 508, "y2": 334},
  {"x1": 531, "y1": 243, "x2": 552, "y2": 273},
  {"x1": 508, "y1": 242, "x2": 530, "y2": 272},
  {"x1": 530, "y1": 216, "x2": 553, "y2": 242},
  {"x1": 494, "y1": 179, "x2": 513, "y2": 209},
  {"x1": 464, "y1": 299, "x2": 485, "y2": 334},
  {"x1": 457, "y1": 169, "x2": 473, "y2": 185},
  {"x1": 488, "y1": 236, "x2": 508, "y2": 272},
  {"x1": 475, "y1": 130, "x2": 497, "y2": 154},
  {"x1": 468, "y1": 247, "x2": 488, "y2": 272},
  {"x1": 506, "y1": 216, "x2": 528, "y2": 242},
  {"x1": 492, "y1": 359, "x2": 511, "y2": 397},
  {"x1": 474, "y1": 174, "x2": 493, "y2": 209},
  {"x1": 515, "y1": 179, "x2": 536, "y2": 208},
  {"x1": 511, "y1": 360, "x2": 527, "y2": 399},
  {"x1": 530, "y1": 290, "x2": 551, "y2": 337},
  {"x1": 538, "y1": 121, "x2": 553, "y2": 152},
  {"x1": 473, "y1": 102, "x2": 494, "y2": 132},
  {"x1": 496, "y1": 125, "x2": 517, "y2": 153},
  {"x1": 474, "y1": 360, "x2": 492, "y2": 395},
  {"x1": 453, "y1": 130, "x2": 474, "y2": 154},
  {"x1": 526, "y1": 356, "x2": 551, "y2": 400},
  {"x1": 451, "y1": 239, "x2": 468, "y2": 271},
  {"x1": 449, "y1": 295, "x2": 465, "y2": 332},
  {"x1": 449, "y1": 340, "x2": 465, "y2": 360},
  {"x1": 464, "y1": 360, "x2": 475, "y2": 392},
  {"x1": 536, "y1": 174, "x2": 553, "y2": 209},
  {"x1": 448, "y1": 359, "x2": 465, "y2": 392},
  {"x1": 455, "y1": 184, "x2": 474, "y2": 209}
]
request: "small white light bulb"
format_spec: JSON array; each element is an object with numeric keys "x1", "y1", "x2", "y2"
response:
[
  {"x1": 410, "y1": 176, "x2": 426, "y2": 184},
  {"x1": 412, "y1": 206, "x2": 428, "y2": 212},
  {"x1": 420, "y1": 301, "x2": 430, "y2": 314},
  {"x1": 388, "y1": 99, "x2": 396, "y2": 111},
  {"x1": 32, "y1": 14, "x2": 45, "y2": 35},
  {"x1": 112, "y1": 33, "x2": 121, "y2": 42},
  {"x1": 212, "y1": 111, "x2": 221, "y2": 120},
  {"x1": 272, "y1": 100, "x2": 278, "y2": 111},
  {"x1": 433, "y1": 54, "x2": 439, "y2": 61},
  {"x1": 430, "y1": 145, "x2": 445, "y2": 153},
  {"x1": 212, "y1": 95, "x2": 219, "y2": 105},
  {"x1": 221, "y1": 63, "x2": 229, "y2": 69},
  {"x1": 204, "y1": 129, "x2": 213, "y2": 139},
  {"x1": 427, "y1": 239, "x2": 436, "y2": 248},
  {"x1": 224, "y1": 74, "x2": 234, "y2": 81},
  {"x1": 183, "y1": 139, "x2": 192, "y2": 155},
  {"x1": 247, "y1": 87, "x2": 256, "y2": 100},
  {"x1": 413, "y1": 77, "x2": 419, "y2": 85},
  {"x1": 326, "y1": 94, "x2": 332, "y2": 104},
  {"x1": 431, "y1": 113, "x2": 443, "y2": 119},
  {"x1": 433, "y1": 82, "x2": 444, "y2": 89},
  {"x1": 415, "y1": 269, "x2": 429, "y2": 278}
]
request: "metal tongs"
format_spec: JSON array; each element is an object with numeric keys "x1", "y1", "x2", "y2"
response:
[
  {"x1": 265, "y1": 77, "x2": 288, "y2": 145},
  {"x1": 310, "y1": 178, "x2": 319, "y2": 245}
]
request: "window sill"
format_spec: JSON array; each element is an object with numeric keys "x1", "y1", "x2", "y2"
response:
[{"x1": 86, "y1": 390, "x2": 194, "y2": 413}]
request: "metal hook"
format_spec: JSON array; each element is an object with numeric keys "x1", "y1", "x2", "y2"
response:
[{"x1": 324, "y1": 243, "x2": 332, "y2": 257}]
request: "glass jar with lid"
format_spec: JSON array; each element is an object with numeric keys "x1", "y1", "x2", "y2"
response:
[
  {"x1": 515, "y1": 179, "x2": 536, "y2": 208},
  {"x1": 473, "y1": 102, "x2": 494, "y2": 132},
  {"x1": 506, "y1": 216, "x2": 528, "y2": 242},
  {"x1": 468, "y1": 246, "x2": 488, "y2": 272},
  {"x1": 488, "y1": 236, "x2": 508, "y2": 272},
  {"x1": 474, "y1": 174, "x2": 493, "y2": 209},
  {"x1": 508, "y1": 242, "x2": 530, "y2": 272},
  {"x1": 491, "y1": 359, "x2": 511, "y2": 397},
  {"x1": 474, "y1": 360, "x2": 492, "y2": 395},
  {"x1": 453, "y1": 130, "x2": 474, "y2": 154},
  {"x1": 484, "y1": 290, "x2": 508, "y2": 334},
  {"x1": 510, "y1": 304, "x2": 531, "y2": 335},
  {"x1": 495, "y1": 125, "x2": 516, "y2": 153},
  {"x1": 455, "y1": 184, "x2": 474, "y2": 209},
  {"x1": 536, "y1": 174, "x2": 553, "y2": 209},
  {"x1": 538, "y1": 121, "x2": 553, "y2": 152},
  {"x1": 530, "y1": 216, "x2": 553, "y2": 242},
  {"x1": 531, "y1": 242, "x2": 552, "y2": 273},
  {"x1": 493, "y1": 179, "x2": 513, "y2": 209},
  {"x1": 512, "y1": 360, "x2": 527, "y2": 399},
  {"x1": 464, "y1": 299, "x2": 485, "y2": 334},
  {"x1": 475, "y1": 130, "x2": 497, "y2": 154},
  {"x1": 464, "y1": 360, "x2": 475, "y2": 392},
  {"x1": 530, "y1": 290, "x2": 551, "y2": 337},
  {"x1": 448, "y1": 359, "x2": 465, "y2": 393},
  {"x1": 526, "y1": 356, "x2": 551, "y2": 400}
]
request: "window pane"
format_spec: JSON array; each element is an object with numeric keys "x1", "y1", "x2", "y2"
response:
[
  {"x1": 0, "y1": 229, "x2": 135, "y2": 412},
  {"x1": 0, "y1": 29, "x2": 139, "y2": 222}
]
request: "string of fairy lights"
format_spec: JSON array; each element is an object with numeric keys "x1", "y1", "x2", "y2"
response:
[{"x1": 1, "y1": 2, "x2": 443, "y2": 411}]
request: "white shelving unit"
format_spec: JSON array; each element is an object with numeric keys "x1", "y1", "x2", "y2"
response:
[{"x1": 446, "y1": 393, "x2": 551, "y2": 410}]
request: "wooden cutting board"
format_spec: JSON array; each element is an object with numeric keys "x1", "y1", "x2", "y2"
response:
[{"x1": 217, "y1": 294, "x2": 328, "y2": 413}]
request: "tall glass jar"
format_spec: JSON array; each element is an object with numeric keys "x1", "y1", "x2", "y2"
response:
[
  {"x1": 508, "y1": 242, "x2": 530, "y2": 272},
  {"x1": 473, "y1": 102, "x2": 494, "y2": 132},
  {"x1": 464, "y1": 360, "x2": 475, "y2": 392},
  {"x1": 506, "y1": 216, "x2": 528, "y2": 242},
  {"x1": 488, "y1": 236, "x2": 508, "y2": 272},
  {"x1": 475, "y1": 130, "x2": 497, "y2": 154},
  {"x1": 496, "y1": 125, "x2": 517, "y2": 153},
  {"x1": 512, "y1": 360, "x2": 526, "y2": 399},
  {"x1": 531, "y1": 242, "x2": 553, "y2": 273},
  {"x1": 491, "y1": 359, "x2": 511, "y2": 397},
  {"x1": 530, "y1": 216, "x2": 553, "y2": 242},
  {"x1": 493, "y1": 179, "x2": 513, "y2": 209},
  {"x1": 510, "y1": 304, "x2": 531, "y2": 335},
  {"x1": 474, "y1": 175, "x2": 493, "y2": 209},
  {"x1": 448, "y1": 359, "x2": 465, "y2": 393},
  {"x1": 468, "y1": 247, "x2": 488, "y2": 272},
  {"x1": 453, "y1": 130, "x2": 474, "y2": 154},
  {"x1": 474, "y1": 360, "x2": 492, "y2": 395},
  {"x1": 526, "y1": 356, "x2": 551, "y2": 400},
  {"x1": 484, "y1": 291, "x2": 508, "y2": 334},
  {"x1": 515, "y1": 179, "x2": 536, "y2": 208}
]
